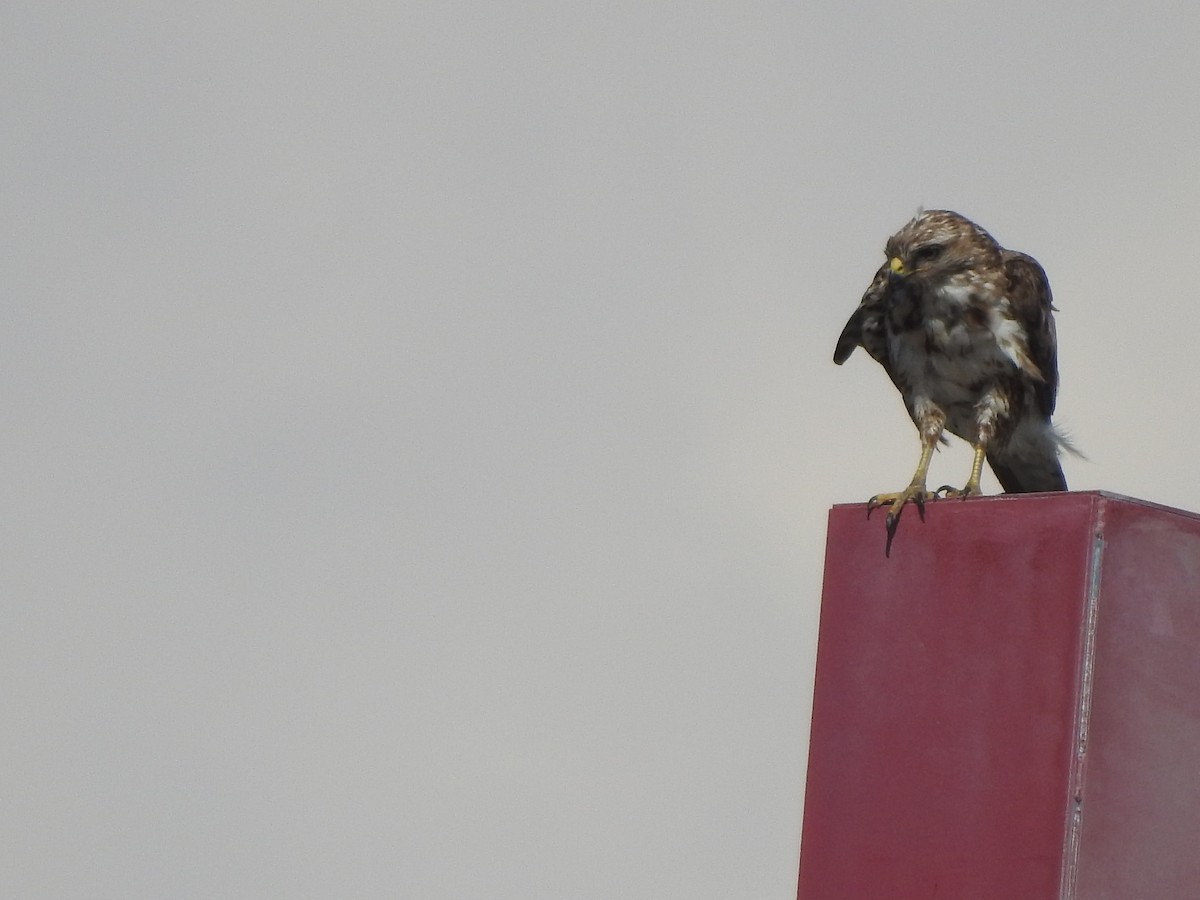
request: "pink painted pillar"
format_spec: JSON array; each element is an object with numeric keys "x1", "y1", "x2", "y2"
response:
[{"x1": 799, "y1": 491, "x2": 1200, "y2": 899}]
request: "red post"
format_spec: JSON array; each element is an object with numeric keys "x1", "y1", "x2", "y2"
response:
[{"x1": 798, "y1": 491, "x2": 1200, "y2": 899}]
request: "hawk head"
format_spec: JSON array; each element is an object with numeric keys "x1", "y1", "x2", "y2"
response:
[{"x1": 883, "y1": 210, "x2": 1003, "y2": 286}]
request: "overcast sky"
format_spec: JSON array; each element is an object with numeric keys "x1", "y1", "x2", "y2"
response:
[{"x1": 4, "y1": 2, "x2": 1198, "y2": 898}]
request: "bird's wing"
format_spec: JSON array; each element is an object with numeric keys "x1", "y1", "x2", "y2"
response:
[
  {"x1": 833, "y1": 265, "x2": 890, "y2": 366},
  {"x1": 1002, "y1": 250, "x2": 1058, "y2": 418}
]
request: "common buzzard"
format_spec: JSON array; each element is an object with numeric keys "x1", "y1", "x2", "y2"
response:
[{"x1": 834, "y1": 210, "x2": 1069, "y2": 542}]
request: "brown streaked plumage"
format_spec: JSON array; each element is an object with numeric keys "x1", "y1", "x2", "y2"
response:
[{"x1": 834, "y1": 210, "x2": 1070, "y2": 548}]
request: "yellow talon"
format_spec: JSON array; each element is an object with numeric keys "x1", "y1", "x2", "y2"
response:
[{"x1": 868, "y1": 485, "x2": 938, "y2": 523}]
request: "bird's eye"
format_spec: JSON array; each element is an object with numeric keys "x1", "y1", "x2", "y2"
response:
[{"x1": 912, "y1": 244, "x2": 944, "y2": 264}]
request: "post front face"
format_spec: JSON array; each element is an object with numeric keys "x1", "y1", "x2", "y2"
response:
[{"x1": 799, "y1": 493, "x2": 1100, "y2": 900}]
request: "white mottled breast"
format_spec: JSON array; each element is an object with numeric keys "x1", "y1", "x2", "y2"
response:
[{"x1": 887, "y1": 280, "x2": 1027, "y2": 439}]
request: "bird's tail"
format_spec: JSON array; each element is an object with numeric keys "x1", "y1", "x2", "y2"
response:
[
  {"x1": 987, "y1": 423, "x2": 1078, "y2": 493},
  {"x1": 987, "y1": 451, "x2": 1067, "y2": 493}
]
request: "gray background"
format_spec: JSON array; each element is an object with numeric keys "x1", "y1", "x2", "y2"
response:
[{"x1": 5, "y1": 2, "x2": 1197, "y2": 898}]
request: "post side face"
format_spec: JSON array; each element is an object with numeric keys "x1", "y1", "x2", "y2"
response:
[
  {"x1": 799, "y1": 492, "x2": 1100, "y2": 900},
  {"x1": 1075, "y1": 497, "x2": 1200, "y2": 898}
]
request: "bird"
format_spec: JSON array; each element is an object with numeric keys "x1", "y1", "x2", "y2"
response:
[{"x1": 834, "y1": 210, "x2": 1070, "y2": 545}]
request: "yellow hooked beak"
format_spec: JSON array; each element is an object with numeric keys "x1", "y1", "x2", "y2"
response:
[{"x1": 889, "y1": 256, "x2": 907, "y2": 275}]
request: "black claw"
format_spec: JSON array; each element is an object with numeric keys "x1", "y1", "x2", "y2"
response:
[
  {"x1": 884, "y1": 513, "x2": 899, "y2": 557},
  {"x1": 913, "y1": 494, "x2": 926, "y2": 521}
]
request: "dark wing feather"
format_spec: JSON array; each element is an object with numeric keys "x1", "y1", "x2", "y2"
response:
[
  {"x1": 833, "y1": 305, "x2": 865, "y2": 364},
  {"x1": 1002, "y1": 250, "x2": 1058, "y2": 417},
  {"x1": 833, "y1": 264, "x2": 891, "y2": 366},
  {"x1": 989, "y1": 249, "x2": 1067, "y2": 492}
]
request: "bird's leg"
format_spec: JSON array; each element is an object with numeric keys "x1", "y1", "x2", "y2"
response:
[
  {"x1": 938, "y1": 443, "x2": 986, "y2": 499},
  {"x1": 867, "y1": 403, "x2": 945, "y2": 533},
  {"x1": 938, "y1": 390, "x2": 1002, "y2": 498}
]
